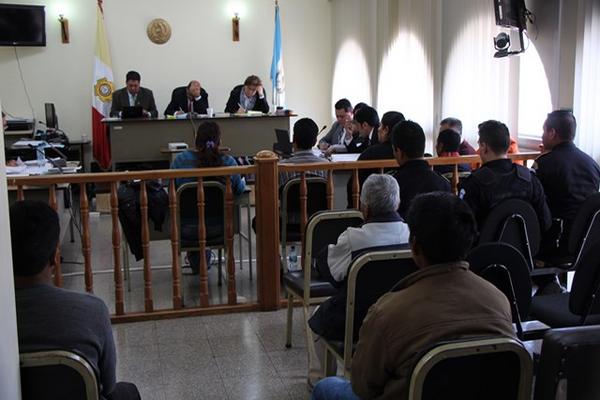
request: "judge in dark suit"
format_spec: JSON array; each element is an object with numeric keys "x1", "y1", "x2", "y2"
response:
[
  {"x1": 110, "y1": 70, "x2": 158, "y2": 118},
  {"x1": 346, "y1": 105, "x2": 380, "y2": 153},
  {"x1": 225, "y1": 75, "x2": 269, "y2": 114},
  {"x1": 164, "y1": 80, "x2": 209, "y2": 116}
]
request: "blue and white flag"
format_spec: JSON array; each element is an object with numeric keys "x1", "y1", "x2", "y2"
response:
[{"x1": 270, "y1": 2, "x2": 285, "y2": 108}]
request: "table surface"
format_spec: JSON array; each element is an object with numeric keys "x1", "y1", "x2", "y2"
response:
[{"x1": 102, "y1": 114, "x2": 295, "y2": 124}]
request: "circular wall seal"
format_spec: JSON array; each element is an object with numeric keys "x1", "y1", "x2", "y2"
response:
[
  {"x1": 147, "y1": 18, "x2": 171, "y2": 45},
  {"x1": 94, "y1": 77, "x2": 114, "y2": 103}
]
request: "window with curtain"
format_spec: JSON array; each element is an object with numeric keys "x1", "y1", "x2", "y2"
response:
[
  {"x1": 574, "y1": 0, "x2": 600, "y2": 162},
  {"x1": 441, "y1": 0, "x2": 513, "y2": 143},
  {"x1": 331, "y1": 39, "x2": 372, "y2": 114}
]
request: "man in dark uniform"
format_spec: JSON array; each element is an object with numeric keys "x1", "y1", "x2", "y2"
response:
[
  {"x1": 534, "y1": 110, "x2": 600, "y2": 255},
  {"x1": 391, "y1": 120, "x2": 451, "y2": 219},
  {"x1": 459, "y1": 120, "x2": 552, "y2": 231}
]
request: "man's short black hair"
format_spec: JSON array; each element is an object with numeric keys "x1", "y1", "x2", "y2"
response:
[
  {"x1": 334, "y1": 98, "x2": 352, "y2": 112},
  {"x1": 407, "y1": 192, "x2": 477, "y2": 265},
  {"x1": 353, "y1": 102, "x2": 368, "y2": 114},
  {"x1": 354, "y1": 106, "x2": 380, "y2": 128},
  {"x1": 437, "y1": 129, "x2": 461, "y2": 153},
  {"x1": 381, "y1": 111, "x2": 405, "y2": 131},
  {"x1": 546, "y1": 109, "x2": 576, "y2": 141},
  {"x1": 391, "y1": 120, "x2": 425, "y2": 158},
  {"x1": 440, "y1": 117, "x2": 463, "y2": 135},
  {"x1": 478, "y1": 120, "x2": 510, "y2": 154},
  {"x1": 10, "y1": 201, "x2": 59, "y2": 277},
  {"x1": 125, "y1": 70, "x2": 141, "y2": 82},
  {"x1": 293, "y1": 118, "x2": 319, "y2": 150}
]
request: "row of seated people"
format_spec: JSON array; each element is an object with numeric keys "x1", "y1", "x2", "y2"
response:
[{"x1": 109, "y1": 71, "x2": 270, "y2": 118}]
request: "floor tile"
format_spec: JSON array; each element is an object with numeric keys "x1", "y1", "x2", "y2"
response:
[
  {"x1": 208, "y1": 332, "x2": 264, "y2": 357},
  {"x1": 215, "y1": 351, "x2": 278, "y2": 378},
  {"x1": 224, "y1": 373, "x2": 289, "y2": 400}
]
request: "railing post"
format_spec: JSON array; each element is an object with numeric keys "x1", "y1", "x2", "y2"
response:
[{"x1": 254, "y1": 151, "x2": 280, "y2": 311}]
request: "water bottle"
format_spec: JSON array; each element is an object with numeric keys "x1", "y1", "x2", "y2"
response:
[
  {"x1": 288, "y1": 246, "x2": 298, "y2": 271},
  {"x1": 36, "y1": 144, "x2": 46, "y2": 166}
]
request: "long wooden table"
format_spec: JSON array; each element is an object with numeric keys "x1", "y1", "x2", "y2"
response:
[{"x1": 103, "y1": 114, "x2": 292, "y2": 169}]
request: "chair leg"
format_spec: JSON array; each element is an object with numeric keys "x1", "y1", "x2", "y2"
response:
[
  {"x1": 247, "y1": 202, "x2": 253, "y2": 281},
  {"x1": 122, "y1": 240, "x2": 131, "y2": 292},
  {"x1": 323, "y1": 347, "x2": 337, "y2": 377},
  {"x1": 218, "y1": 248, "x2": 223, "y2": 286},
  {"x1": 285, "y1": 291, "x2": 294, "y2": 348}
]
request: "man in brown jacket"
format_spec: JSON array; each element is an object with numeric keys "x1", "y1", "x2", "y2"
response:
[{"x1": 311, "y1": 192, "x2": 515, "y2": 400}]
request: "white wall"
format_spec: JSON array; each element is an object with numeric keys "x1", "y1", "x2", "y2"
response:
[
  {"x1": 0, "y1": 0, "x2": 332, "y2": 143},
  {"x1": 0, "y1": 102, "x2": 21, "y2": 400}
]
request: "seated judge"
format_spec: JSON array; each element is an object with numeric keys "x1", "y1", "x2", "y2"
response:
[
  {"x1": 164, "y1": 80, "x2": 209, "y2": 116},
  {"x1": 110, "y1": 70, "x2": 158, "y2": 118},
  {"x1": 224, "y1": 75, "x2": 270, "y2": 114}
]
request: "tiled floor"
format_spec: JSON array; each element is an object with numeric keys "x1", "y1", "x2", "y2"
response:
[
  {"x1": 58, "y1": 205, "x2": 313, "y2": 399},
  {"x1": 113, "y1": 309, "x2": 311, "y2": 400}
]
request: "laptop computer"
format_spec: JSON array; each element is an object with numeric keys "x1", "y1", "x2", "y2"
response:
[
  {"x1": 121, "y1": 106, "x2": 144, "y2": 119},
  {"x1": 273, "y1": 129, "x2": 293, "y2": 157}
]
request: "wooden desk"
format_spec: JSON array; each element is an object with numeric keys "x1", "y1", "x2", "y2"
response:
[{"x1": 103, "y1": 115, "x2": 292, "y2": 170}]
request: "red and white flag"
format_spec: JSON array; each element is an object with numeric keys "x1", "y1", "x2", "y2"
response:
[{"x1": 92, "y1": 0, "x2": 113, "y2": 170}]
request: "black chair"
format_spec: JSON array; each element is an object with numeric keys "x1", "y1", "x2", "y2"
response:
[
  {"x1": 466, "y1": 242, "x2": 548, "y2": 340},
  {"x1": 479, "y1": 199, "x2": 541, "y2": 272},
  {"x1": 20, "y1": 350, "x2": 99, "y2": 400},
  {"x1": 408, "y1": 337, "x2": 533, "y2": 400},
  {"x1": 280, "y1": 176, "x2": 329, "y2": 267},
  {"x1": 282, "y1": 210, "x2": 363, "y2": 348},
  {"x1": 534, "y1": 325, "x2": 600, "y2": 400},
  {"x1": 323, "y1": 247, "x2": 417, "y2": 376},
  {"x1": 530, "y1": 238, "x2": 600, "y2": 328},
  {"x1": 538, "y1": 192, "x2": 600, "y2": 272}
]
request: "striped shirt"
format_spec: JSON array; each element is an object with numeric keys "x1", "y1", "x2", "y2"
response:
[{"x1": 278, "y1": 150, "x2": 328, "y2": 188}]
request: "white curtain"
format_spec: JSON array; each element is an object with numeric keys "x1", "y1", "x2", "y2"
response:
[
  {"x1": 574, "y1": 0, "x2": 600, "y2": 162},
  {"x1": 376, "y1": 0, "x2": 435, "y2": 143},
  {"x1": 440, "y1": 0, "x2": 513, "y2": 143}
]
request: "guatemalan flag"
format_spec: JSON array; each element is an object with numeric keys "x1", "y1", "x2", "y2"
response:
[
  {"x1": 270, "y1": 1, "x2": 285, "y2": 108},
  {"x1": 92, "y1": 0, "x2": 114, "y2": 170}
]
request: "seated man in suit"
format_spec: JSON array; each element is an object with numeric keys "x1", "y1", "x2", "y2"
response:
[
  {"x1": 164, "y1": 80, "x2": 209, "y2": 116},
  {"x1": 11, "y1": 201, "x2": 140, "y2": 400},
  {"x1": 110, "y1": 70, "x2": 158, "y2": 118},
  {"x1": 224, "y1": 75, "x2": 270, "y2": 114},
  {"x1": 391, "y1": 120, "x2": 451, "y2": 219},
  {"x1": 318, "y1": 98, "x2": 354, "y2": 152},
  {"x1": 459, "y1": 120, "x2": 551, "y2": 231},
  {"x1": 345, "y1": 106, "x2": 380, "y2": 154},
  {"x1": 434, "y1": 128, "x2": 470, "y2": 175},
  {"x1": 312, "y1": 192, "x2": 515, "y2": 400}
]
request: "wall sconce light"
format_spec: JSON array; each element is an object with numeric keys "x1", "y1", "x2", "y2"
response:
[
  {"x1": 59, "y1": 14, "x2": 69, "y2": 43},
  {"x1": 232, "y1": 13, "x2": 240, "y2": 42}
]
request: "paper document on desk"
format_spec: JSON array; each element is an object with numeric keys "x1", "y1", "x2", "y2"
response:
[
  {"x1": 331, "y1": 154, "x2": 360, "y2": 162},
  {"x1": 13, "y1": 140, "x2": 46, "y2": 148},
  {"x1": 5, "y1": 165, "x2": 27, "y2": 175}
]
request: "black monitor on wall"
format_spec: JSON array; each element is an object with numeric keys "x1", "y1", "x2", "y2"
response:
[
  {"x1": 45, "y1": 103, "x2": 57, "y2": 130},
  {"x1": 493, "y1": 0, "x2": 527, "y2": 29},
  {"x1": 0, "y1": 4, "x2": 46, "y2": 46}
]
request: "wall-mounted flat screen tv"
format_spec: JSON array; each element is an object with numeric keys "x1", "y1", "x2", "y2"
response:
[
  {"x1": 0, "y1": 4, "x2": 46, "y2": 46},
  {"x1": 493, "y1": 0, "x2": 527, "y2": 29}
]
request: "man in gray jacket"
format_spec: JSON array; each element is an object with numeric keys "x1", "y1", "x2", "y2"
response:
[{"x1": 318, "y1": 98, "x2": 354, "y2": 152}]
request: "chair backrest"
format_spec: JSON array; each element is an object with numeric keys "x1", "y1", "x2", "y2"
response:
[
  {"x1": 176, "y1": 181, "x2": 226, "y2": 246},
  {"x1": 568, "y1": 192, "x2": 600, "y2": 262},
  {"x1": 466, "y1": 243, "x2": 532, "y2": 324},
  {"x1": 535, "y1": 325, "x2": 600, "y2": 400},
  {"x1": 479, "y1": 198, "x2": 541, "y2": 270},
  {"x1": 344, "y1": 248, "x2": 417, "y2": 362},
  {"x1": 569, "y1": 239, "x2": 600, "y2": 322},
  {"x1": 409, "y1": 338, "x2": 533, "y2": 400},
  {"x1": 303, "y1": 210, "x2": 364, "y2": 270},
  {"x1": 20, "y1": 350, "x2": 99, "y2": 400},
  {"x1": 281, "y1": 177, "x2": 328, "y2": 225}
]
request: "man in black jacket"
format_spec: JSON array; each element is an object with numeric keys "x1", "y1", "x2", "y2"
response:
[
  {"x1": 391, "y1": 120, "x2": 451, "y2": 219},
  {"x1": 164, "y1": 80, "x2": 209, "y2": 116},
  {"x1": 346, "y1": 106, "x2": 380, "y2": 153},
  {"x1": 224, "y1": 75, "x2": 269, "y2": 113},
  {"x1": 110, "y1": 70, "x2": 158, "y2": 118}
]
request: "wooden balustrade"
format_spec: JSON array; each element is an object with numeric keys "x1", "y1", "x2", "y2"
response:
[
  {"x1": 48, "y1": 185, "x2": 63, "y2": 287},
  {"x1": 5, "y1": 151, "x2": 540, "y2": 322}
]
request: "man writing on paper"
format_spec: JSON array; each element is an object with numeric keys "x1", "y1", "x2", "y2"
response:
[
  {"x1": 225, "y1": 75, "x2": 270, "y2": 114},
  {"x1": 164, "y1": 80, "x2": 209, "y2": 116}
]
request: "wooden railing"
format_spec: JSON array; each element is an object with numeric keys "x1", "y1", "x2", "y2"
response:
[{"x1": 6, "y1": 151, "x2": 539, "y2": 322}]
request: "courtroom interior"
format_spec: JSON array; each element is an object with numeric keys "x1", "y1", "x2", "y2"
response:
[{"x1": 2, "y1": 0, "x2": 600, "y2": 399}]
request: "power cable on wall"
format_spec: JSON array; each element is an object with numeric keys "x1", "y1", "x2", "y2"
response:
[{"x1": 13, "y1": 46, "x2": 36, "y2": 120}]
